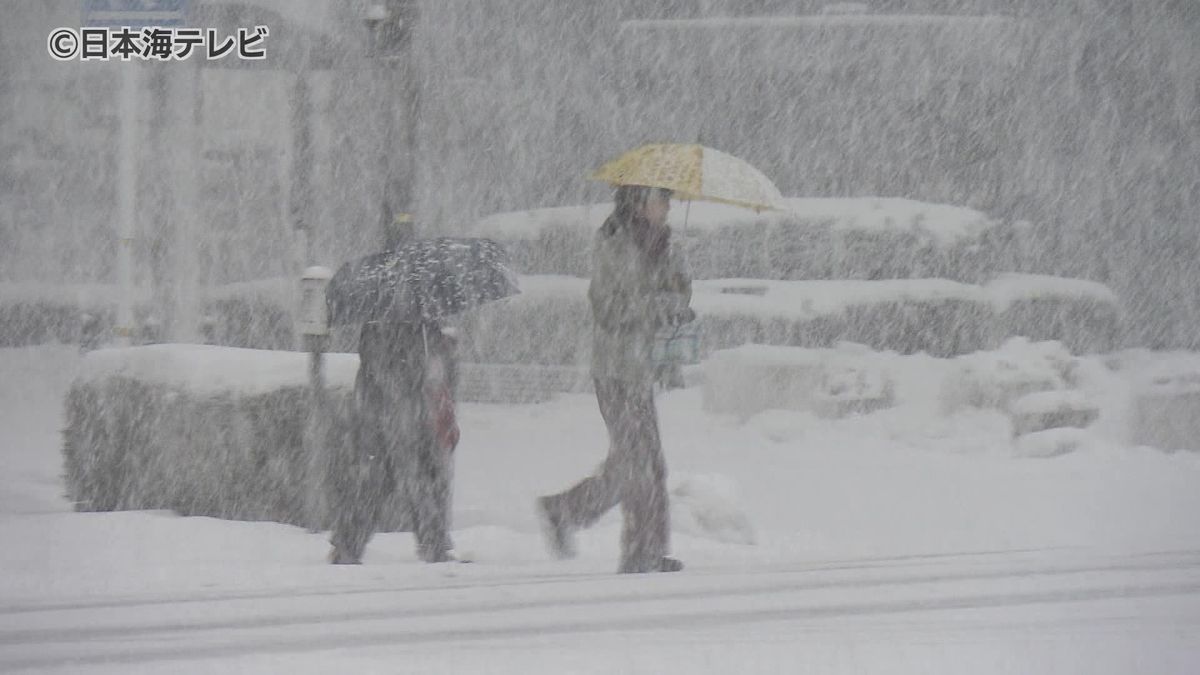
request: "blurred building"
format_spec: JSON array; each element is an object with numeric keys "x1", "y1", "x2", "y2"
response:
[{"x1": 0, "y1": 0, "x2": 1196, "y2": 346}]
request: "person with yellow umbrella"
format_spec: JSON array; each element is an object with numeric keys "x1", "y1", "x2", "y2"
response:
[{"x1": 537, "y1": 143, "x2": 784, "y2": 574}]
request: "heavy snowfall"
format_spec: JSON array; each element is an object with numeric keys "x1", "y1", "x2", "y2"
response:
[{"x1": 1, "y1": 1, "x2": 1198, "y2": 673}]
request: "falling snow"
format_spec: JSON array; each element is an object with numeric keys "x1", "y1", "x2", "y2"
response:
[{"x1": 2, "y1": 1, "x2": 1199, "y2": 673}]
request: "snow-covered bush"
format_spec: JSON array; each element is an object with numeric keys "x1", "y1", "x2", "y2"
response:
[
  {"x1": 197, "y1": 276, "x2": 303, "y2": 350},
  {"x1": 839, "y1": 297, "x2": 993, "y2": 358},
  {"x1": 454, "y1": 363, "x2": 592, "y2": 403},
  {"x1": 452, "y1": 276, "x2": 591, "y2": 366},
  {"x1": 60, "y1": 345, "x2": 415, "y2": 530},
  {"x1": 201, "y1": 296, "x2": 296, "y2": 351},
  {"x1": 0, "y1": 283, "x2": 149, "y2": 347},
  {"x1": 1008, "y1": 389, "x2": 1099, "y2": 436},
  {"x1": 1013, "y1": 428, "x2": 1091, "y2": 458},
  {"x1": 988, "y1": 274, "x2": 1123, "y2": 355},
  {"x1": 0, "y1": 280, "x2": 308, "y2": 351},
  {"x1": 64, "y1": 373, "x2": 317, "y2": 522},
  {"x1": 0, "y1": 300, "x2": 90, "y2": 347},
  {"x1": 941, "y1": 338, "x2": 1080, "y2": 415}
]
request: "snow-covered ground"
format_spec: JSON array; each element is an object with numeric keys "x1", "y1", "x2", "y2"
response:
[{"x1": 2, "y1": 344, "x2": 1200, "y2": 673}]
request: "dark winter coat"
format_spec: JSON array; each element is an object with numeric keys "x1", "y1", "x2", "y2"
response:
[
  {"x1": 353, "y1": 320, "x2": 459, "y2": 449},
  {"x1": 354, "y1": 320, "x2": 429, "y2": 438},
  {"x1": 330, "y1": 319, "x2": 457, "y2": 562}
]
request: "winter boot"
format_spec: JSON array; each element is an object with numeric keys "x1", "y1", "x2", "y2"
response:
[
  {"x1": 618, "y1": 556, "x2": 684, "y2": 574},
  {"x1": 420, "y1": 549, "x2": 458, "y2": 563},
  {"x1": 537, "y1": 496, "x2": 577, "y2": 559},
  {"x1": 657, "y1": 556, "x2": 684, "y2": 573},
  {"x1": 328, "y1": 547, "x2": 362, "y2": 565}
]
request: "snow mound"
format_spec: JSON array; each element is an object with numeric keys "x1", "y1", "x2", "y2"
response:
[
  {"x1": 1014, "y1": 428, "x2": 1091, "y2": 459},
  {"x1": 1110, "y1": 349, "x2": 1200, "y2": 452},
  {"x1": 744, "y1": 408, "x2": 819, "y2": 444},
  {"x1": 1009, "y1": 389, "x2": 1093, "y2": 417},
  {"x1": 670, "y1": 473, "x2": 756, "y2": 545},
  {"x1": 1111, "y1": 349, "x2": 1200, "y2": 396},
  {"x1": 942, "y1": 338, "x2": 1077, "y2": 413},
  {"x1": 704, "y1": 343, "x2": 894, "y2": 419}
]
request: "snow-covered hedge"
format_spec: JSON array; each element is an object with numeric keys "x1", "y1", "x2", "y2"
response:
[
  {"x1": 453, "y1": 276, "x2": 592, "y2": 366},
  {"x1": 0, "y1": 283, "x2": 146, "y2": 347},
  {"x1": 1008, "y1": 389, "x2": 1099, "y2": 437},
  {"x1": 473, "y1": 198, "x2": 1000, "y2": 283},
  {"x1": 59, "y1": 344, "x2": 605, "y2": 525},
  {"x1": 8, "y1": 267, "x2": 1121, "y2": 369},
  {"x1": 455, "y1": 274, "x2": 1121, "y2": 368},
  {"x1": 59, "y1": 345, "x2": 419, "y2": 530},
  {"x1": 0, "y1": 300, "x2": 92, "y2": 347},
  {"x1": 205, "y1": 271, "x2": 1122, "y2": 359},
  {"x1": 0, "y1": 280, "x2": 316, "y2": 350},
  {"x1": 199, "y1": 277, "x2": 299, "y2": 350},
  {"x1": 455, "y1": 363, "x2": 593, "y2": 403},
  {"x1": 989, "y1": 274, "x2": 1123, "y2": 356}
]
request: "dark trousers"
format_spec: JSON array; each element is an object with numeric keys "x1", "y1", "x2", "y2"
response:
[
  {"x1": 329, "y1": 410, "x2": 452, "y2": 562},
  {"x1": 544, "y1": 377, "x2": 669, "y2": 571}
]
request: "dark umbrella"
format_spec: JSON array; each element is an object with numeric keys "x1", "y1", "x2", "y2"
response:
[{"x1": 326, "y1": 237, "x2": 520, "y2": 325}]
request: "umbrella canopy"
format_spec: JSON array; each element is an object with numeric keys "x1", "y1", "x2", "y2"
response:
[
  {"x1": 589, "y1": 143, "x2": 785, "y2": 212},
  {"x1": 326, "y1": 237, "x2": 520, "y2": 325}
]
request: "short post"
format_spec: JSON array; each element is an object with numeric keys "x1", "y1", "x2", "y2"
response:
[{"x1": 299, "y1": 266, "x2": 333, "y2": 530}]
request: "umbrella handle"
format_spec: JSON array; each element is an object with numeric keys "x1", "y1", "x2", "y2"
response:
[{"x1": 676, "y1": 199, "x2": 694, "y2": 278}]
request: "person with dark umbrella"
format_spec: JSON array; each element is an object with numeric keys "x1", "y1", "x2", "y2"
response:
[
  {"x1": 328, "y1": 316, "x2": 459, "y2": 565},
  {"x1": 537, "y1": 185, "x2": 692, "y2": 574},
  {"x1": 325, "y1": 220, "x2": 517, "y2": 565}
]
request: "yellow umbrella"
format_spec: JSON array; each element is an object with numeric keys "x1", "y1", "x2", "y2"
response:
[{"x1": 589, "y1": 143, "x2": 785, "y2": 212}]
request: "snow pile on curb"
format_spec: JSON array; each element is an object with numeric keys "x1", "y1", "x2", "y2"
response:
[
  {"x1": 670, "y1": 473, "x2": 756, "y2": 545},
  {"x1": 941, "y1": 338, "x2": 1077, "y2": 413},
  {"x1": 1110, "y1": 350, "x2": 1200, "y2": 452},
  {"x1": 703, "y1": 342, "x2": 893, "y2": 419}
]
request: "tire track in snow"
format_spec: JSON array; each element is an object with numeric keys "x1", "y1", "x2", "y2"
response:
[
  {"x1": 2, "y1": 577, "x2": 1198, "y2": 671},
  {"x1": 4, "y1": 553, "x2": 1198, "y2": 641},
  {"x1": 2, "y1": 551, "x2": 1199, "y2": 669},
  {"x1": 0, "y1": 545, "x2": 1187, "y2": 616}
]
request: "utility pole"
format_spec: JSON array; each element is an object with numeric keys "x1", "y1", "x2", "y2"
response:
[
  {"x1": 84, "y1": 1, "x2": 187, "y2": 345},
  {"x1": 365, "y1": 0, "x2": 420, "y2": 244},
  {"x1": 291, "y1": 70, "x2": 315, "y2": 265},
  {"x1": 114, "y1": 60, "x2": 139, "y2": 345}
]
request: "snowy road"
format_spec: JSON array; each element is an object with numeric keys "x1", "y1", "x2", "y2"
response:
[
  {"x1": 3, "y1": 548, "x2": 1199, "y2": 672},
  {"x1": 3, "y1": 346, "x2": 1200, "y2": 673}
]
